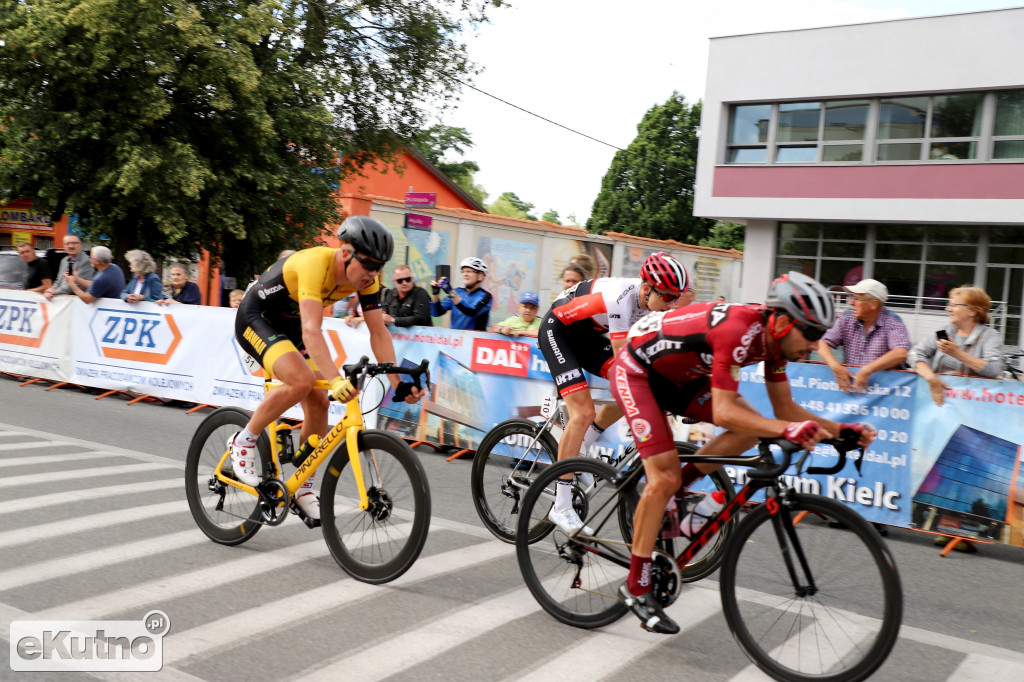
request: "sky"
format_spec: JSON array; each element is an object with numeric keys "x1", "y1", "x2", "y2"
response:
[{"x1": 429, "y1": 0, "x2": 1022, "y2": 225}]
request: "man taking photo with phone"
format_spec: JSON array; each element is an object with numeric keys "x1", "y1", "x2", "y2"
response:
[{"x1": 429, "y1": 257, "x2": 492, "y2": 330}]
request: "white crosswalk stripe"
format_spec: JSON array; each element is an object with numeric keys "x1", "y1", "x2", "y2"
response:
[{"x1": 1, "y1": 425, "x2": 1023, "y2": 682}]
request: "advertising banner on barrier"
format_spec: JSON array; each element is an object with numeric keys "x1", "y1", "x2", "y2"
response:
[
  {"x1": 911, "y1": 375, "x2": 1024, "y2": 548},
  {"x1": 736, "y1": 362, "x2": 916, "y2": 528},
  {"x1": 378, "y1": 327, "x2": 635, "y2": 454},
  {"x1": 0, "y1": 291, "x2": 71, "y2": 382}
]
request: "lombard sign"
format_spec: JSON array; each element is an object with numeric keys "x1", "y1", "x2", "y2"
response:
[
  {"x1": 88, "y1": 307, "x2": 182, "y2": 364},
  {"x1": 0, "y1": 297, "x2": 49, "y2": 348}
]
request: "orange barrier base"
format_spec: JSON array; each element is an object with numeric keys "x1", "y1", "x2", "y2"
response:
[
  {"x1": 445, "y1": 448, "x2": 472, "y2": 462},
  {"x1": 185, "y1": 403, "x2": 216, "y2": 414}
]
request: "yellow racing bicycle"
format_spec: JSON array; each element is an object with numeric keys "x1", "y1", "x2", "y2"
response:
[{"x1": 185, "y1": 357, "x2": 431, "y2": 584}]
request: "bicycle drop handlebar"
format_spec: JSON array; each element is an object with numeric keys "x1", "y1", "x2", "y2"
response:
[
  {"x1": 749, "y1": 430, "x2": 864, "y2": 480},
  {"x1": 340, "y1": 356, "x2": 431, "y2": 400}
]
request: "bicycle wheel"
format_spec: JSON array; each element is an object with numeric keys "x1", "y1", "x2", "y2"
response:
[
  {"x1": 720, "y1": 494, "x2": 902, "y2": 682},
  {"x1": 616, "y1": 442, "x2": 737, "y2": 582},
  {"x1": 471, "y1": 418, "x2": 559, "y2": 543},
  {"x1": 516, "y1": 457, "x2": 630, "y2": 629},
  {"x1": 320, "y1": 430, "x2": 431, "y2": 584},
  {"x1": 184, "y1": 407, "x2": 269, "y2": 546}
]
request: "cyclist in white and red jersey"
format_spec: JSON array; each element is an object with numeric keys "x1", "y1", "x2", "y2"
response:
[
  {"x1": 538, "y1": 252, "x2": 688, "y2": 534},
  {"x1": 609, "y1": 272, "x2": 878, "y2": 634}
]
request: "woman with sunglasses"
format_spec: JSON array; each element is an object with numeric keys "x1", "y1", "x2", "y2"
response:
[
  {"x1": 609, "y1": 272, "x2": 876, "y2": 634},
  {"x1": 538, "y1": 251, "x2": 688, "y2": 535},
  {"x1": 909, "y1": 286, "x2": 1005, "y2": 406}
]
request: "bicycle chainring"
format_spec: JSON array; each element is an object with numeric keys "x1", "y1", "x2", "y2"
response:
[{"x1": 650, "y1": 550, "x2": 682, "y2": 607}]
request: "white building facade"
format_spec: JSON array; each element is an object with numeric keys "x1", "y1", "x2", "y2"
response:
[{"x1": 694, "y1": 8, "x2": 1024, "y2": 344}]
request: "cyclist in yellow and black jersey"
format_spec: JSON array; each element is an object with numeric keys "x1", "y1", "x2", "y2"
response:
[{"x1": 232, "y1": 216, "x2": 423, "y2": 520}]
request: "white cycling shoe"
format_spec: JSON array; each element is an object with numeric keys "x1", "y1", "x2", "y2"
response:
[
  {"x1": 228, "y1": 433, "x2": 260, "y2": 486},
  {"x1": 294, "y1": 491, "x2": 321, "y2": 521},
  {"x1": 548, "y1": 507, "x2": 594, "y2": 536}
]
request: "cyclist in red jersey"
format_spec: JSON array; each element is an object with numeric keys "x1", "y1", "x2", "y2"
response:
[
  {"x1": 610, "y1": 272, "x2": 878, "y2": 634},
  {"x1": 538, "y1": 252, "x2": 689, "y2": 534}
]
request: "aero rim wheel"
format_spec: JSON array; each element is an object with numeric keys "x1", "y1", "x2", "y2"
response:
[
  {"x1": 471, "y1": 419, "x2": 559, "y2": 543},
  {"x1": 320, "y1": 430, "x2": 430, "y2": 584},
  {"x1": 184, "y1": 407, "x2": 267, "y2": 546},
  {"x1": 720, "y1": 494, "x2": 902, "y2": 682},
  {"x1": 516, "y1": 457, "x2": 629, "y2": 629}
]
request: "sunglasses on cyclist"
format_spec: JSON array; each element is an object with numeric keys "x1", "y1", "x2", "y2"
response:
[
  {"x1": 652, "y1": 289, "x2": 680, "y2": 304},
  {"x1": 394, "y1": 276, "x2": 413, "y2": 284},
  {"x1": 352, "y1": 253, "x2": 385, "y2": 273},
  {"x1": 795, "y1": 323, "x2": 825, "y2": 342}
]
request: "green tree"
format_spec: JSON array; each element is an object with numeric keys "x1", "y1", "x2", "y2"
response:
[
  {"x1": 699, "y1": 222, "x2": 745, "y2": 251},
  {"x1": 586, "y1": 93, "x2": 714, "y2": 244},
  {"x1": 409, "y1": 124, "x2": 487, "y2": 205},
  {"x1": 487, "y1": 191, "x2": 536, "y2": 221},
  {"x1": 541, "y1": 209, "x2": 562, "y2": 225},
  {"x1": 0, "y1": 1, "x2": 501, "y2": 273}
]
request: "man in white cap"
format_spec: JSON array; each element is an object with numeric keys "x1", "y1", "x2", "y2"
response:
[{"x1": 816, "y1": 278, "x2": 910, "y2": 393}]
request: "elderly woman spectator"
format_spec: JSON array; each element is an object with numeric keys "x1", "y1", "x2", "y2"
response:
[
  {"x1": 158, "y1": 263, "x2": 202, "y2": 305},
  {"x1": 909, "y1": 286, "x2": 1005, "y2": 405},
  {"x1": 121, "y1": 249, "x2": 165, "y2": 303}
]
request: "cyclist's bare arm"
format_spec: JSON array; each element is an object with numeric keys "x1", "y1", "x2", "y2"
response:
[
  {"x1": 765, "y1": 380, "x2": 875, "y2": 448},
  {"x1": 711, "y1": 385, "x2": 832, "y2": 441},
  {"x1": 364, "y1": 307, "x2": 423, "y2": 404},
  {"x1": 299, "y1": 298, "x2": 340, "y2": 382}
]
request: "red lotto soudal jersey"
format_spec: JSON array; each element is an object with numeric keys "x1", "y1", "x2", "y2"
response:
[{"x1": 623, "y1": 302, "x2": 789, "y2": 391}]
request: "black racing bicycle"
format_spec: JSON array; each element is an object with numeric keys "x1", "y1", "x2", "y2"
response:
[
  {"x1": 515, "y1": 434, "x2": 902, "y2": 682},
  {"x1": 471, "y1": 397, "x2": 735, "y2": 579}
]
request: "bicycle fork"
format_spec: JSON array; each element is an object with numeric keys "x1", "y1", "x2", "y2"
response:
[{"x1": 765, "y1": 491, "x2": 817, "y2": 598}]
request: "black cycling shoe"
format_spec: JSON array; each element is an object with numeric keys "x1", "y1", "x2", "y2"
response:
[{"x1": 618, "y1": 582, "x2": 679, "y2": 635}]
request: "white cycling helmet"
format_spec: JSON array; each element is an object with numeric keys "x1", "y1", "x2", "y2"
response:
[
  {"x1": 765, "y1": 272, "x2": 836, "y2": 330},
  {"x1": 459, "y1": 257, "x2": 488, "y2": 274}
]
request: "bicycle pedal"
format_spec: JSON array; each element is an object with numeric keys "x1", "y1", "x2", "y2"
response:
[{"x1": 290, "y1": 503, "x2": 321, "y2": 529}]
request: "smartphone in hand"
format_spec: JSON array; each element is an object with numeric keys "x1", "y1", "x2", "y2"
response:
[
  {"x1": 936, "y1": 330, "x2": 949, "y2": 341},
  {"x1": 434, "y1": 264, "x2": 451, "y2": 283}
]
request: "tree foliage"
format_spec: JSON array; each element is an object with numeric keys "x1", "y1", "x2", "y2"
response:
[
  {"x1": 409, "y1": 124, "x2": 487, "y2": 205},
  {"x1": 540, "y1": 209, "x2": 561, "y2": 225},
  {"x1": 487, "y1": 191, "x2": 536, "y2": 221},
  {"x1": 586, "y1": 93, "x2": 714, "y2": 244},
  {"x1": 0, "y1": 0, "x2": 502, "y2": 272},
  {"x1": 699, "y1": 222, "x2": 745, "y2": 251}
]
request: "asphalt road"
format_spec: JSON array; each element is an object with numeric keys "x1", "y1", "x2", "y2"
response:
[{"x1": 2, "y1": 375, "x2": 1023, "y2": 681}]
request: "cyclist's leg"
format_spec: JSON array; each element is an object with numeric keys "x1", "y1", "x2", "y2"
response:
[{"x1": 246, "y1": 351, "x2": 316, "y2": 436}]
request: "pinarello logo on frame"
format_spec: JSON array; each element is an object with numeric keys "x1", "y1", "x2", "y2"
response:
[
  {"x1": 0, "y1": 297, "x2": 49, "y2": 348},
  {"x1": 89, "y1": 308, "x2": 182, "y2": 364}
]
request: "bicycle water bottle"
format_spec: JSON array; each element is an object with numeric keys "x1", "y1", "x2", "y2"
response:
[
  {"x1": 679, "y1": 490, "x2": 726, "y2": 538},
  {"x1": 292, "y1": 434, "x2": 321, "y2": 467}
]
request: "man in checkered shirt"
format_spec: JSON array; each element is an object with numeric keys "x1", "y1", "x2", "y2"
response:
[{"x1": 816, "y1": 278, "x2": 910, "y2": 393}]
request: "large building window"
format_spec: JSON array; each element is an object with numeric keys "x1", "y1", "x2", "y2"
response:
[
  {"x1": 725, "y1": 90, "x2": 998, "y2": 164},
  {"x1": 993, "y1": 89, "x2": 1024, "y2": 160}
]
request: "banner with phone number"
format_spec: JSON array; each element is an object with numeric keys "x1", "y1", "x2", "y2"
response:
[{"x1": 731, "y1": 362, "x2": 915, "y2": 528}]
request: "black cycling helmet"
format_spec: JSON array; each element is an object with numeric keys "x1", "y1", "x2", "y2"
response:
[
  {"x1": 336, "y1": 215, "x2": 394, "y2": 263},
  {"x1": 765, "y1": 272, "x2": 836, "y2": 330}
]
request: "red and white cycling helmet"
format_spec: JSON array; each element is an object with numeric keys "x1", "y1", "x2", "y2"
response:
[{"x1": 640, "y1": 252, "x2": 688, "y2": 294}]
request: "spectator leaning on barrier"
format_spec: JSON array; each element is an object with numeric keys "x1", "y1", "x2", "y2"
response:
[
  {"x1": 380, "y1": 265, "x2": 432, "y2": 327},
  {"x1": 909, "y1": 286, "x2": 1005, "y2": 406},
  {"x1": 228, "y1": 289, "x2": 245, "y2": 309},
  {"x1": 491, "y1": 291, "x2": 541, "y2": 338},
  {"x1": 121, "y1": 250, "x2": 166, "y2": 303},
  {"x1": 66, "y1": 246, "x2": 125, "y2": 304},
  {"x1": 17, "y1": 242, "x2": 52, "y2": 293},
  {"x1": 45, "y1": 234, "x2": 95, "y2": 300},
  {"x1": 816, "y1": 278, "x2": 910, "y2": 393},
  {"x1": 430, "y1": 257, "x2": 493, "y2": 331},
  {"x1": 159, "y1": 263, "x2": 202, "y2": 305}
]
